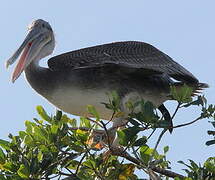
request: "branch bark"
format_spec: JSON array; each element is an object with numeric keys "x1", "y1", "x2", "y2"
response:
[{"x1": 110, "y1": 148, "x2": 186, "y2": 179}]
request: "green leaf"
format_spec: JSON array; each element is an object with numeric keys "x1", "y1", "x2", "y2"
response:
[
  {"x1": 25, "y1": 121, "x2": 32, "y2": 134},
  {"x1": 101, "y1": 102, "x2": 113, "y2": 110},
  {"x1": 128, "y1": 118, "x2": 140, "y2": 126},
  {"x1": 142, "y1": 101, "x2": 154, "y2": 116},
  {"x1": 67, "y1": 160, "x2": 80, "y2": 170},
  {"x1": 133, "y1": 137, "x2": 147, "y2": 146},
  {"x1": 38, "y1": 145, "x2": 49, "y2": 153},
  {"x1": 189, "y1": 159, "x2": 199, "y2": 170},
  {"x1": 33, "y1": 118, "x2": 44, "y2": 125},
  {"x1": 23, "y1": 135, "x2": 34, "y2": 146},
  {"x1": 174, "y1": 178, "x2": 180, "y2": 180},
  {"x1": 61, "y1": 115, "x2": 72, "y2": 124},
  {"x1": 36, "y1": 106, "x2": 51, "y2": 123},
  {"x1": 87, "y1": 105, "x2": 100, "y2": 121},
  {"x1": 163, "y1": 146, "x2": 169, "y2": 154},
  {"x1": 177, "y1": 160, "x2": 185, "y2": 164},
  {"x1": 17, "y1": 164, "x2": 30, "y2": 179},
  {"x1": 170, "y1": 85, "x2": 193, "y2": 103},
  {"x1": 0, "y1": 139, "x2": 10, "y2": 151},
  {"x1": 117, "y1": 127, "x2": 141, "y2": 146},
  {"x1": 83, "y1": 160, "x2": 96, "y2": 169},
  {"x1": 68, "y1": 118, "x2": 77, "y2": 127},
  {"x1": 80, "y1": 117, "x2": 91, "y2": 128},
  {"x1": 37, "y1": 151, "x2": 43, "y2": 161},
  {"x1": 32, "y1": 126, "x2": 49, "y2": 142},
  {"x1": 117, "y1": 130, "x2": 127, "y2": 146},
  {"x1": 119, "y1": 164, "x2": 135, "y2": 179},
  {"x1": 0, "y1": 148, "x2": 5, "y2": 164},
  {"x1": 51, "y1": 124, "x2": 59, "y2": 134},
  {"x1": 55, "y1": 110, "x2": 62, "y2": 121},
  {"x1": 185, "y1": 177, "x2": 193, "y2": 180},
  {"x1": 2, "y1": 162, "x2": 17, "y2": 172},
  {"x1": 102, "y1": 91, "x2": 121, "y2": 112},
  {"x1": 125, "y1": 101, "x2": 135, "y2": 111},
  {"x1": 204, "y1": 157, "x2": 215, "y2": 173},
  {"x1": 75, "y1": 129, "x2": 88, "y2": 142},
  {"x1": 110, "y1": 91, "x2": 121, "y2": 110},
  {"x1": 19, "y1": 131, "x2": 27, "y2": 140},
  {"x1": 140, "y1": 145, "x2": 154, "y2": 165},
  {"x1": 132, "y1": 100, "x2": 159, "y2": 124},
  {"x1": 70, "y1": 144, "x2": 84, "y2": 152}
]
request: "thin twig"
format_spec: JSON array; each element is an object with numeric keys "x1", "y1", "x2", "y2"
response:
[
  {"x1": 86, "y1": 117, "x2": 103, "y2": 128},
  {"x1": 153, "y1": 129, "x2": 167, "y2": 153},
  {"x1": 147, "y1": 129, "x2": 156, "y2": 140},
  {"x1": 59, "y1": 171, "x2": 79, "y2": 179},
  {"x1": 131, "y1": 146, "x2": 141, "y2": 162},
  {"x1": 172, "y1": 116, "x2": 202, "y2": 129},
  {"x1": 171, "y1": 102, "x2": 181, "y2": 120},
  {"x1": 75, "y1": 152, "x2": 87, "y2": 175},
  {"x1": 105, "y1": 111, "x2": 116, "y2": 126},
  {"x1": 149, "y1": 129, "x2": 167, "y2": 164},
  {"x1": 65, "y1": 167, "x2": 73, "y2": 175},
  {"x1": 100, "y1": 121, "x2": 112, "y2": 150}
]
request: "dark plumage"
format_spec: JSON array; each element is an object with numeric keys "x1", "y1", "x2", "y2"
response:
[{"x1": 48, "y1": 41, "x2": 198, "y2": 84}]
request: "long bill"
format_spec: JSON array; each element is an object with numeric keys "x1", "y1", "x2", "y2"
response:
[{"x1": 6, "y1": 29, "x2": 51, "y2": 83}]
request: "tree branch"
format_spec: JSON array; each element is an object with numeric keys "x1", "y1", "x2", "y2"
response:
[
  {"x1": 172, "y1": 116, "x2": 202, "y2": 129},
  {"x1": 110, "y1": 147, "x2": 185, "y2": 179},
  {"x1": 150, "y1": 166, "x2": 185, "y2": 179}
]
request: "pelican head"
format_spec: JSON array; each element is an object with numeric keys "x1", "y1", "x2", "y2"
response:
[{"x1": 6, "y1": 19, "x2": 55, "y2": 82}]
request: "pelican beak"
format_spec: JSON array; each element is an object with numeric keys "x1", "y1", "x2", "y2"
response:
[{"x1": 6, "y1": 28, "x2": 51, "y2": 83}]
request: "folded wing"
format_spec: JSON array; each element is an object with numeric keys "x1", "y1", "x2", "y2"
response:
[{"x1": 48, "y1": 41, "x2": 199, "y2": 84}]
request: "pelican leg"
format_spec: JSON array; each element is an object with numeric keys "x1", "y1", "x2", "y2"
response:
[
  {"x1": 86, "y1": 129, "x2": 108, "y2": 150},
  {"x1": 158, "y1": 104, "x2": 172, "y2": 133},
  {"x1": 108, "y1": 117, "x2": 128, "y2": 147},
  {"x1": 86, "y1": 116, "x2": 128, "y2": 150}
]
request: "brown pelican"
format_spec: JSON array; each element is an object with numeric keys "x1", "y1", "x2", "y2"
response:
[{"x1": 6, "y1": 19, "x2": 208, "y2": 142}]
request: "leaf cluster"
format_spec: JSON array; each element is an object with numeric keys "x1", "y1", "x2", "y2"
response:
[{"x1": 0, "y1": 86, "x2": 214, "y2": 179}]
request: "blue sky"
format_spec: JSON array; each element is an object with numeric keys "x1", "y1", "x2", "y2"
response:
[{"x1": 1, "y1": 0, "x2": 215, "y2": 177}]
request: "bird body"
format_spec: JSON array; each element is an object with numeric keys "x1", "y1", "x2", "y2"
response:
[
  {"x1": 25, "y1": 50, "x2": 170, "y2": 119},
  {"x1": 6, "y1": 19, "x2": 208, "y2": 129},
  {"x1": 23, "y1": 40, "x2": 177, "y2": 119}
]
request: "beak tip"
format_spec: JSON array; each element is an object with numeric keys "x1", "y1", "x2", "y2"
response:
[{"x1": 11, "y1": 76, "x2": 17, "y2": 83}]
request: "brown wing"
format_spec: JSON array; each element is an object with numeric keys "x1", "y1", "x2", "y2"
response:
[{"x1": 48, "y1": 41, "x2": 198, "y2": 83}]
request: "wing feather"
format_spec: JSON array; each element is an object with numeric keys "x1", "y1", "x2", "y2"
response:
[{"x1": 48, "y1": 41, "x2": 198, "y2": 83}]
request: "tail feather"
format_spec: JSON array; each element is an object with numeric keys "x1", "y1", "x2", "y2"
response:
[
  {"x1": 192, "y1": 82, "x2": 209, "y2": 96},
  {"x1": 197, "y1": 82, "x2": 209, "y2": 89}
]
